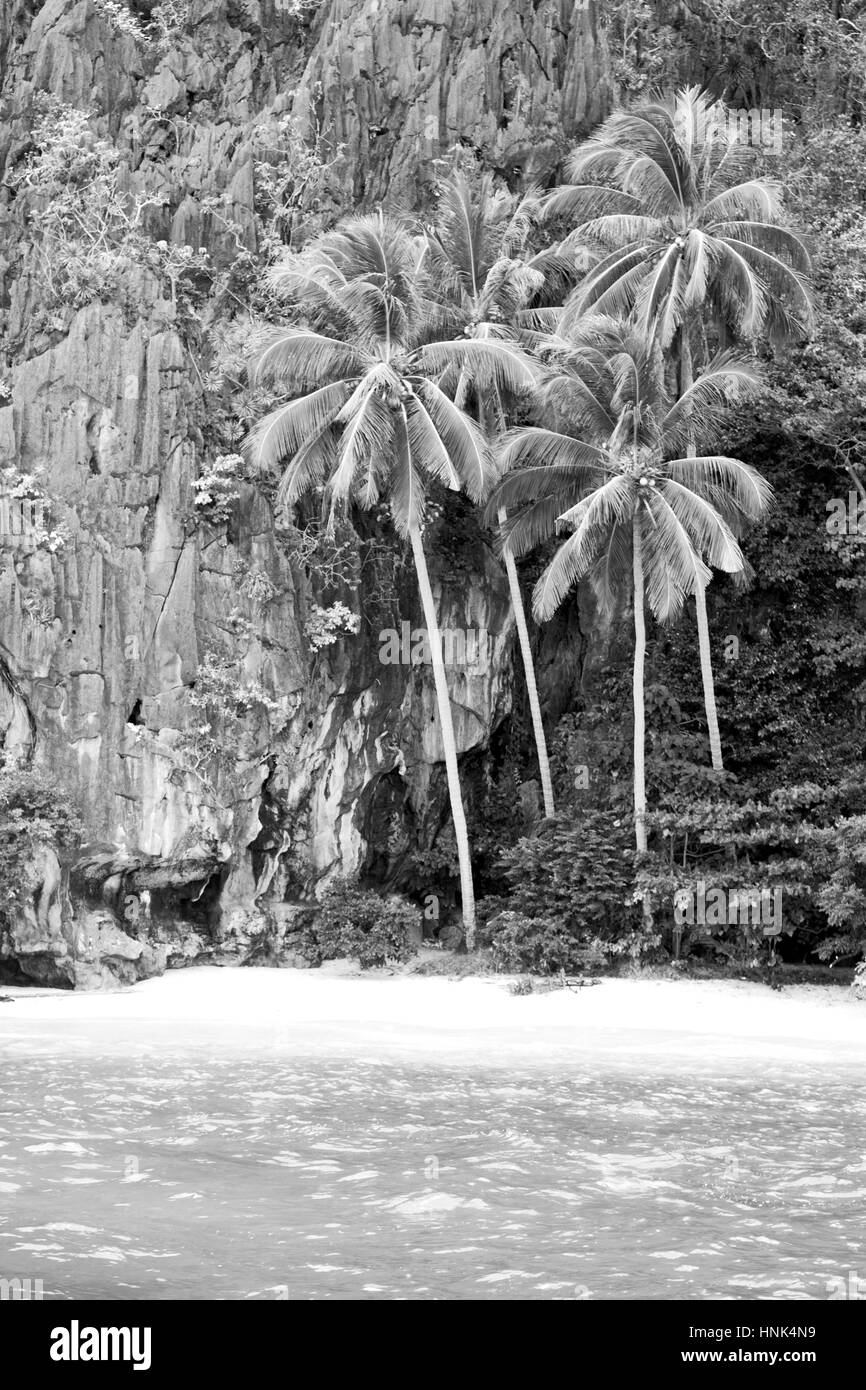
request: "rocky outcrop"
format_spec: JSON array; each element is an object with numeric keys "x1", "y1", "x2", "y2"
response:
[
  {"x1": 2, "y1": 0, "x2": 612, "y2": 255},
  {"x1": 293, "y1": 0, "x2": 613, "y2": 204},
  {"x1": 0, "y1": 283, "x2": 515, "y2": 983},
  {"x1": 0, "y1": 0, "x2": 613, "y2": 986}
]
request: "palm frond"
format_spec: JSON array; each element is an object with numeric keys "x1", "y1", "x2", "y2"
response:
[
  {"x1": 656, "y1": 479, "x2": 744, "y2": 572},
  {"x1": 498, "y1": 427, "x2": 609, "y2": 479},
  {"x1": 542, "y1": 371, "x2": 619, "y2": 439},
  {"x1": 571, "y1": 116, "x2": 684, "y2": 210},
  {"x1": 275, "y1": 427, "x2": 339, "y2": 511},
  {"x1": 411, "y1": 379, "x2": 492, "y2": 502},
  {"x1": 244, "y1": 380, "x2": 352, "y2": 474},
  {"x1": 494, "y1": 490, "x2": 590, "y2": 559},
  {"x1": 586, "y1": 520, "x2": 633, "y2": 619},
  {"x1": 431, "y1": 171, "x2": 491, "y2": 301},
  {"x1": 665, "y1": 455, "x2": 773, "y2": 520},
  {"x1": 715, "y1": 236, "x2": 814, "y2": 336},
  {"x1": 478, "y1": 261, "x2": 545, "y2": 321},
  {"x1": 661, "y1": 352, "x2": 763, "y2": 451},
  {"x1": 251, "y1": 329, "x2": 370, "y2": 390},
  {"x1": 389, "y1": 405, "x2": 425, "y2": 536},
  {"x1": 706, "y1": 239, "x2": 768, "y2": 338},
  {"x1": 543, "y1": 183, "x2": 646, "y2": 224},
  {"x1": 636, "y1": 243, "x2": 684, "y2": 344},
  {"x1": 571, "y1": 212, "x2": 663, "y2": 248},
  {"x1": 525, "y1": 241, "x2": 586, "y2": 304},
  {"x1": 682, "y1": 228, "x2": 715, "y2": 313},
  {"x1": 701, "y1": 180, "x2": 784, "y2": 223},
  {"x1": 559, "y1": 246, "x2": 650, "y2": 331},
  {"x1": 265, "y1": 256, "x2": 353, "y2": 327},
  {"x1": 532, "y1": 474, "x2": 636, "y2": 620},
  {"x1": 404, "y1": 392, "x2": 463, "y2": 494},
  {"x1": 328, "y1": 385, "x2": 394, "y2": 510},
  {"x1": 707, "y1": 220, "x2": 811, "y2": 272},
  {"x1": 514, "y1": 305, "x2": 563, "y2": 335},
  {"x1": 641, "y1": 492, "x2": 713, "y2": 622},
  {"x1": 413, "y1": 335, "x2": 538, "y2": 396},
  {"x1": 486, "y1": 460, "x2": 605, "y2": 538}
]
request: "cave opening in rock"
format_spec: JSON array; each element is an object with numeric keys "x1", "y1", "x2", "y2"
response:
[
  {"x1": 174, "y1": 869, "x2": 226, "y2": 935},
  {"x1": 361, "y1": 768, "x2": 413, "y2": 890}
]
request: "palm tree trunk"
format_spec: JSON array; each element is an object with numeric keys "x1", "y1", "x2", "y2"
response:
[
  {"x1": 632, "y1": 514, "x2": 648, "y2": 854},
  {"x1": 408, "y1": 524, "x2": 477, "y2": 947},
  {"x1": 470, "y1": 378, "x2": 555, "y2": 820},
  {"x1": 694, "y1": 578, "x2": 723, "y2": 771},
  {"x1": 681, "y1": 326, "x2": 724, "y2": 772},
  {"x1": 499, "y1": 508, "x2": 555, "y2": 819}
]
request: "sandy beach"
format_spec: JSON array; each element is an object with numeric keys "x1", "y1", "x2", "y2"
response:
[{"x1": 1, "y1": 964, "x2": 863, "y2": 1065}]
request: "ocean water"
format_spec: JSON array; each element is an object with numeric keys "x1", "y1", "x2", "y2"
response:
[{"x1": 0, "y1": 1032, "x2": 864, "y2": 1300}]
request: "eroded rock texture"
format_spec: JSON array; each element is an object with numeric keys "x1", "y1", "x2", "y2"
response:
[{"x1": 0, "y1": 0, "x2": 612, "y2": 985}]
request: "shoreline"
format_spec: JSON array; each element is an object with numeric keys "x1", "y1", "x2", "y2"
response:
[{"x1": 0, "y1": 963, "x2": 863, "y2": 1065}]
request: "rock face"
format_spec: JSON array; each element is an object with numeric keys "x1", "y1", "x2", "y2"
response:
[
  {"x1": 293, "y1": 0, "x2": 613, "y2": 203},
  {"x1": 0, "y1": 0, "x2": 613, "y2": 986}
]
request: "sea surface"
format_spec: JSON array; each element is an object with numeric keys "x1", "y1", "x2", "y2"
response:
[{"x1": 1, "y1": 1024, "x2": 863, "y2": 1300}]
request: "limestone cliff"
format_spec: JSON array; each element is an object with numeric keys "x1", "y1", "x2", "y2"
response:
[{"x1": 0, "y1": 0, "x2": 613, "y2": 985}]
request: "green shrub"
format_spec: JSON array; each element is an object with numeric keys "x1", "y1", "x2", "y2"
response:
[
  {"x1": 10, "y1": 97, "x2": 211, "y2": 319},
  {"x1": 192, "y1": 455, "x2": 242, "y2": 528},
  {"x1": 813, "y1": 815, "x2": 866, "y2": 961},
  {"x1": 313, "y1": 881, "x2": 420, "y2": 969},
  {"x1": 476, "y1": 810, "x2": 651, "y2": 973},
  {"x1": 489, "y1": 810, "x2": 640, "y2": 937},
  {"x1": 488, "y1": 912, "x2": 577, "y2": 973},
  {"x1": 486, "y1": 911, "x2": 614, "y2": 975},
  {"x1": 181, "y1": 650, "x2": 294, "y2": 775},
  {"x1": 0, "y1": 765, "x2": 82, "y2": 922},
  {"x1": 637, "y1": 783, "x2": 866, "y2": 964}
]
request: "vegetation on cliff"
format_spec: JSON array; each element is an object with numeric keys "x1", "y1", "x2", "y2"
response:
[{"x1": 0, "y1": 1, "x2": 864, "y2": 984}]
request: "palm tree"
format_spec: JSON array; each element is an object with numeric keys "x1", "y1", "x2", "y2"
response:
[
  {"x1": 244, "y1": 213, "x2": 537, "y2": 947},
  {"x1": 545, "y1": 85, "x2": 812, "y2": 769},
  {"x1": 486, "y1": 317, "x2": 770, "y2": 851},
  {"x1": 425, "y1": 171, "x2": 579, "y2": 818}
]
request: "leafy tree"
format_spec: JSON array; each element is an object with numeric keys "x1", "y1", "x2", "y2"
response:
[
  {"x1": 482, "y1": 807, "x2": 642, "y2": 972},
  {"x1": 0, "y1": 766, "x2": 82, "y2": 929}
]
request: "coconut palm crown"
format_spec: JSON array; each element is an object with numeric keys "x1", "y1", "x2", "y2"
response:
[
  {"x1": 425, "y1": 169, "x2": 579, "y2": 342},
  {"x1": 486, "y1": 316, "x2": 771, "y2": 624},
  {"x1": 247, "y1": 213, "x2": 537, "y2": 531},
  {"x1": 546, "y1": 86, "x2": 813, "y2": 347}
]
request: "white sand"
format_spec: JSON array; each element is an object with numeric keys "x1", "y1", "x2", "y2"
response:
[{"x1": 1, "y1": 962, "x2": 863, "y2": 1064}]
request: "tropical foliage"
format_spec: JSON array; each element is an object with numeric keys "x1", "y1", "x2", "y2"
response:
[
  {"x1": 424, "y1": 171, "x2": 570, "y2": 816},
  {"x1": 544, "y1": 86, "x2": 812, "y2": 771},
  {"x1": 0, "y1": 767, "x2": 82, "y2": 930},
  {"x1": 244, "y1": 212, "x2": 537, "y2": 946},
  {"x1": 313, "y1": 880, "x2": 420, "y2": 969},
  {"x1": 239, "y1": 84, "x2": 863, "y2": 973},
  {"x1": 486, "y1": 314, "x2": 767, "y2": 849},
  {"x1": 1, "y1": 4, "x2": 862, "y2": 984}
]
